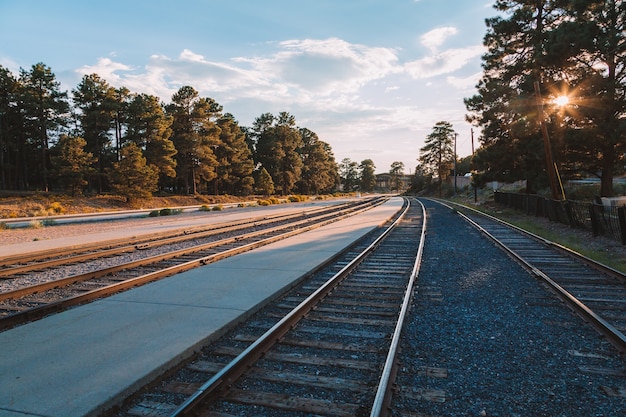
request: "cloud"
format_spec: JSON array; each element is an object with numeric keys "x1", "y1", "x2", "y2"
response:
[
  {"x1": 404, "y1": 45, "x2": 484, "y2": 79},
  {"x1": 447, "y1": 71, "x2": 483, "y2": 90},
  {"x1": 420, "y1": 27, "x2": 458, "y2": 52},
  {"x1": 77, "y1": 58, "x2": 133, "y2": 82},
  {"x1": 237, "y1": 38, "x2": 400, "y2": 97}
]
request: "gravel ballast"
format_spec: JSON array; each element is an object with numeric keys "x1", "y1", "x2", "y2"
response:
[{"x1": 395, "y1": 198, "x2": 626, "y2": 416}]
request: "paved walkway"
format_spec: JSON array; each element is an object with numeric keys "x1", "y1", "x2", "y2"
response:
[{"x1": 0, "y1": 197, "x2": 403, "y2": 417}]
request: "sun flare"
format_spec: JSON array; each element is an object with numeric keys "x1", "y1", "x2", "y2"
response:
[{"x1": 554, "y1": 95, "x2": 570, "y2": 107}]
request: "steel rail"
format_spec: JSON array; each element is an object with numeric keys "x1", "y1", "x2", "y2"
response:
[
  {"x1": 0, "y1": 198, "x2": 388, "y2": 330},
  {"x1": 0, "y1": 198, "x2": 384, "y2": 301},
  {"x1": 435, "y1": 199, "x2": 626, "y2": 354},
  {"x1": 0, "y1": 200, "x2": 373, "y2": 277},
  {"x1": 369, "y1": 198, "x2": 426, "y2": 417},
  {"x1": 168, "y1": 198, "x2": 411, "y2": 417},
  {"x1": 0, "y1": 200, "x2": 367, "y2": 268}
]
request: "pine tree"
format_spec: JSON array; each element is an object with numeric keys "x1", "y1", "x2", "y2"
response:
[
  {"x1": 256, "y1": 167, "x2": 274, "y2": 197},
  {"x1": 297, "y1": 128, "x2": 338, "y2": 194},
  {"x1": 359, "y1": 159, "x2": 376, "y2": 192},
  {"x1": 213, "y1": 114, "x2": 254, "y2": 196},
  {"x1": 20, "y1": 62, "x2": 69, "y2": 191},
  {"x1": 51, "y1": 135, "x2": 96, "y2": 196},
  {"x1": 254, "y1": 112, "x2": 303, "y2": 195},
  {"x1": 419, "y1": 121, "x2": 455, "y2": 196},
  {"x1": 126, "y1": 93, "x2": 177, "y2": 190},
  {"x1": 72, "y1": 74, "x2": 116, "y2": 192},
  {"x1": 108, "y1": 143, "x2": 158, "y2": 202}
]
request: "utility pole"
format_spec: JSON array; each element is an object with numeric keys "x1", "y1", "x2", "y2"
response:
[
  {"x1": 471, "y1": 128, "x2": 477, "y2": 203},
  {"x1": 453, "y1": 132, "x2": 457, "y2": 196},
  {"x1": 533, "y1": 81, "x2": 561, "y2": 200}
]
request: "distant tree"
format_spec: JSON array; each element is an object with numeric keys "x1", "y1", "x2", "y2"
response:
[
  {"x1": 339, "y1": 158, "x2": 359, "y2": 192},
  {"x1": 110, "y1": 86, "x2": 130, "y2": 161},
  {"x1": 125, "y1": 93, "x2": 177, "y2": 190},
  {"x1": 254, "y1": 112, "x2": 303, "y2": 195},
  {"x1": 0, "y1": 65, "x2": 21, "y2": 189},
  {"x1": 50, "y1": 135, "x2": 96, "y2": 196},
  {"x1": 167, "y1": 86, "x2": 220, "y2": 194},
  {"x1": 72, "y1": 74, "x2": 116, "y2": 192},
  {"x1": 389, "y1": 161, "x2": 405, "y2": 192},
  {"x1": 213, "y1": 113, "x2": 255, "y2": 195},
  {"x1": 256, "y1": 167, "x2": 274, "y2": 197},
  {"x1": 108, "y1": 143, "x2": 158, "y2": 202},
  {"x1": 297, "y1": 128, "x2": 338, "y2": 194},
  {"x1": 419, "y1": 121, "x2": 455, "y2": 196},
  {"x1": 359, "y1": 159, "x2": 376, "y2": 192},
  {"x1": 20, "y1": 62, "x2": 69, "y2": 191}
]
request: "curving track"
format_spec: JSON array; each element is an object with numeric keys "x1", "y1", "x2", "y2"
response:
[
  {"x1": 436, "y1": 198, "x2": 626, "y2": 354},
  {"x1": 0, "y1": 197, "x2": 387, "y2": 330},
  {"x1": 109, "y1": 197, "x2": 426, "y2": 417}
]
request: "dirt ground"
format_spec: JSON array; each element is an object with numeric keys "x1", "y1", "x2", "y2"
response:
[{"x1": 0, "y1": 193, "x2": 255, "y2": 219}]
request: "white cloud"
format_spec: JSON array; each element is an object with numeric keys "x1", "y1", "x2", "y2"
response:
[
  {"x1": 76, "y1": 58, "x2": 133, "y2": 84},
  {"x1": 404, "y1": 45, "x2": 484, "y2": 79},
  {"x1": 420, "y1": 27, "x2": 458, "y2": 52},
  {"x1": 237, "y1": 38, "x2": 400, "y2": 97},
  {"x1": 447, "y1": 71, "x2": 483, "y2": 90}
]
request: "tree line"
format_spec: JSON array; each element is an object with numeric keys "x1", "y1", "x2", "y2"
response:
[
  {"x1": 462, "y1": 0, "x2": 625, "y2": 198},
  {"x1": 0, "y1": 65, "x2": 387, "y2": 200}
]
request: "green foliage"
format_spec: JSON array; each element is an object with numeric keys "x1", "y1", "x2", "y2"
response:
[
  {"x1": 256, "y1": 167, "x2": 275, "y2": 197},
  {"x1": 108, "y1": 143, "x2": 159, "y2": 203},
  {"x1": 212, "y1": 205, "x2": 223, "y2": 211},
  {"x1": 150, "y1": 207, "x2": 183, "y2": 216},
  {"x1": 19, "y1": 62, "x2": 69, "y2": 192},
  {"x1": 339, "y1": 158, "x2": 359, "y2": 192},
  {"x1": 359, "y1": 159, "x2": 376, "y2": 192},
  {"x1": 419, "y1": 121, "x2": 455, "y2": 196},
  {"x1": 51, "y1": 135, "x2": 97, "y2": 196},
  {"x1": 252, "y1": 112, "x2": 304, "y2": 195}
]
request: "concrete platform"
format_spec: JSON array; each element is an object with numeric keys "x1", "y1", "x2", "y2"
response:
[
  {"x1": 0, "y1": 197, "x2": 403, "y2": 417},
  {"x1": 0, "y1": 199, "x2": 354, "y2": 258}
]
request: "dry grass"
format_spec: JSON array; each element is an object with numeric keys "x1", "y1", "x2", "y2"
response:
[{"x1": 0, "y1": 193, "x2": 255, "y2": 218}]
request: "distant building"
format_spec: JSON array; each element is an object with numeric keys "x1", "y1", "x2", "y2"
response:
[{"x1": 375, "y1": 173, "x2": 412, "y2": 193}]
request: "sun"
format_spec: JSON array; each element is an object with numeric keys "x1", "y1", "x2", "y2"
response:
[{"x1": 553, "y1": 95, "x2": 570, "y2": 107}]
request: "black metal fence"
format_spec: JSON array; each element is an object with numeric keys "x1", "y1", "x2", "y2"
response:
[{"x1": 493, "y1": 191, "x2": 626, "y2": 245}]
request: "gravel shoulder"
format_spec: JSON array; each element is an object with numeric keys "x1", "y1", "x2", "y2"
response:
[{"x1": 396, "y1": 199, "x2": 626, "y2": 416}]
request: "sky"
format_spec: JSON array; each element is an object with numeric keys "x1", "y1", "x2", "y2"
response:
[{"x1": 0, "y1": 0, "x2": 498, "y2": 174}]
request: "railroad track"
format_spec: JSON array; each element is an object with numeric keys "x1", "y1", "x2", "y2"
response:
[
  {"x1": 0, "y1": 197, "x2": 387, "y2": 330},
  {"x1": 437, "y1": 198, "x2": 626, "y2": 354},
  {"x1": 109, "y1": 197, "x2": 426, "y2": 417}
]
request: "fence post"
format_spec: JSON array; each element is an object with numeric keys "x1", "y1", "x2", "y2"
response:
[{"x1": 618, "y1": 206, "x2": 626, "y2": 245}]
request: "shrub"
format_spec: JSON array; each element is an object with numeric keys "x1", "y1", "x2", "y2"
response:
[
  {"x1": 199, "y1": 205, "x2": 212, "y2": 212},
  {"x1": 28, "y1": 220, "x2": 44, "y2": 229},
  {"x1": 288, "y1": 195, "x2": 307, "y2": 202},
  {"x1": 212, "y1": 205, "x2": 223, "y2": 211},
  {"x1": 149, "y1": 210, "x2": 160, "y2": 217},
  {"x1": 258, "y1": 199, "x2": 271, "y2": 206},
  {"x1": 47, "y1": 202, "x2": 65, "y2": 215}
]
